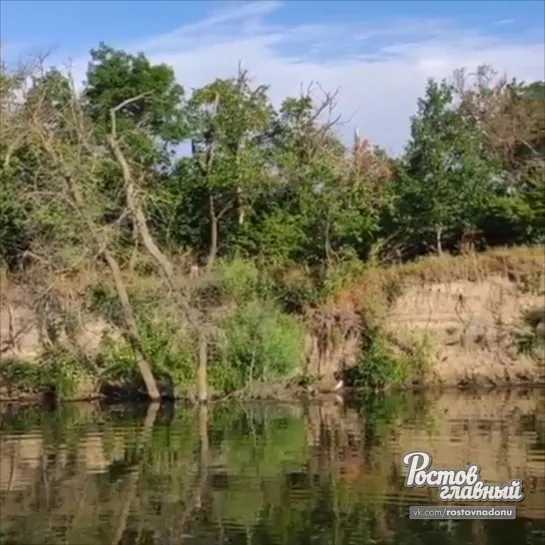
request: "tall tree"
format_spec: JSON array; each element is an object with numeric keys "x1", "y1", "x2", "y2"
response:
[
  {"x1": 183, "y1": 69, "x2": 274, "y2": 269},
  {"x1": 0, "y1": 63, "x2": 163, "y2": 398},
  {"x1": 394, "y1": 78, "x2": 496, "y2": 254}
]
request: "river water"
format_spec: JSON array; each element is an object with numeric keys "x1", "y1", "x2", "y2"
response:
[{"x1": 0, "y1": 390, "x2": 544, "y2": 545}]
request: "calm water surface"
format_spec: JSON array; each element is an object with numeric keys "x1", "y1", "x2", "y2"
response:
[{"x1": 1, "y1": 390, "x2": 544, "y2": 545}]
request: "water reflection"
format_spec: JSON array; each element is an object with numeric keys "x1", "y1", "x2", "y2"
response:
[{"x1": 0, "y1": 390, "x2": 544, "y2": 545}]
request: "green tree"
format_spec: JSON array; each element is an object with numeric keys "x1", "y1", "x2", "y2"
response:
[
  {"x1": 394, "y1": 78, "x2": 496, "y2": 254},
  {"x1": 84, "y1": 42, "x2": 187, "y2": 166},
  {"x1": 267, "y1": 91, "x2": 391, "y2": 265},
  {"x1": 0, "y1": 67, "x2": 81, "y2": 269},
  {"x1": 181, "y1": 69, "x2": 275, "y2": 269},
  {"x1": 83, "y1": 44, "x2": 189, "y2": 256}
]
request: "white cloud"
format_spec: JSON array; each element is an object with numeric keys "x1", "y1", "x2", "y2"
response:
[
  {"x1": 494, "y1": 19, "x2": 515, "y2": 26},
  {"x1": 30, "y1": 1, "x2": 545, "y2": 155}
]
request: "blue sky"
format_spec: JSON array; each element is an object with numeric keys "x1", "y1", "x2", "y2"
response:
[
  {"x1": 1, "y1": 1, "x2": 543, "y2": 55},
  {"x1": 1, "y1": 1, "x2": 213, "y2": 55},
  {"x1": 1, "y1": 0, "x2": 543, "y2": 153}
]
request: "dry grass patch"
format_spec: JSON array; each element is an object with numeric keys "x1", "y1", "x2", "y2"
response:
[{"x1": 333, "y1": 246, "x2": 544, "y2": 313}]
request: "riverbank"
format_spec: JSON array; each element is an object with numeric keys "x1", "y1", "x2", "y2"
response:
[{"x1": 1, "y1": 246, "x2": 544, "y2": 403}]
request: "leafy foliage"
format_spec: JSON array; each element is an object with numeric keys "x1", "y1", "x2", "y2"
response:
[
  {"x1": 212, "y1": 299, "x2": 304, "y2": 393},
  {"x1": 391, "y1": 79, "x2": 497, "y2": 254}
]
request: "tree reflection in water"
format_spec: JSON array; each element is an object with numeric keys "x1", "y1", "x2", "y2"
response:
[{"x1": 0, "y1": 391, "x2": 544, "y2": 545}]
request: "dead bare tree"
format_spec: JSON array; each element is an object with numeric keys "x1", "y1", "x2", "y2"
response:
[
  {"x1": 107, "y1": 95, "x2": 209, "y2": 402},
  {"x1": 1, "y1": 60, "x2": 162, "y2": 400},
  {"x1": 453, "y1": 65, "x2": 544, "y2": 181},
  {"x1": 1, "y1": 54, "x2": 219, "y2": 402}
]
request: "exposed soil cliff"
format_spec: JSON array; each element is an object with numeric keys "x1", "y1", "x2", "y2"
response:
[
  {"x1": 384, "y1": 276, "x2": 543, "y2": 386},
  {"x1": 305, "y1": 247, "x2": 545, "y2": 390}
]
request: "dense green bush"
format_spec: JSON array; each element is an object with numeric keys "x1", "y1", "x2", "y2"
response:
[
  {"x1": 348, "y1": 324, "x2": 431, "y2": 390},
  {"x1": 211, "y1": 299, "x2": 305, "y2": 393}
]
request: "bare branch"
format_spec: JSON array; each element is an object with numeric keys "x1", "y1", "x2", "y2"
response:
[{"x1": 110, "y1": 92, "x2": 152, "y2": 136}]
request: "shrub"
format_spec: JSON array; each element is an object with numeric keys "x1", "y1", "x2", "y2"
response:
[
  {"x1": 100, "y1": 317, "x2": 196, "y2": 395},
  {"x1": 349, "y1": 325, "x2": 431, "y2": 390},
  {"x1": 216, "y1": 257, "x2": 262, "y2": 301},
  {"x1": 211, "y1": 299, "x2": 304, "y2": 393},
  {"x1": 2, "y1": 348, "x2": 96, "y2": 398}
]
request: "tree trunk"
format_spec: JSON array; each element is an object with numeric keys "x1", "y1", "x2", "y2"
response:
[
  {"x1": 103, "y1": 252, "x2": 161, "y2": 400},
  {"x1": 108, "y1": 129, "x2": 207, "y2": 401},
  {"x1": 324, "y1": 209, "x2": 332, "y2": 267},
  {"x1": 435, "y1": 225, "x2": 443, "y2": 255},
  {"x1": 236, "y1": 186, "x2": 245, "y2": 226},
  {"x1": 207, "y1": 192, "x2": 218, "y2": 273},
  {"x1": 109, "y1": 134, "x2": 175, "y2": 280},
  {"x1": 196, "y1": 403, "x2": 209, "y2": 507},
  {"x1": 66, "y1": 178, "x2": 161, "y2": 400}
]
